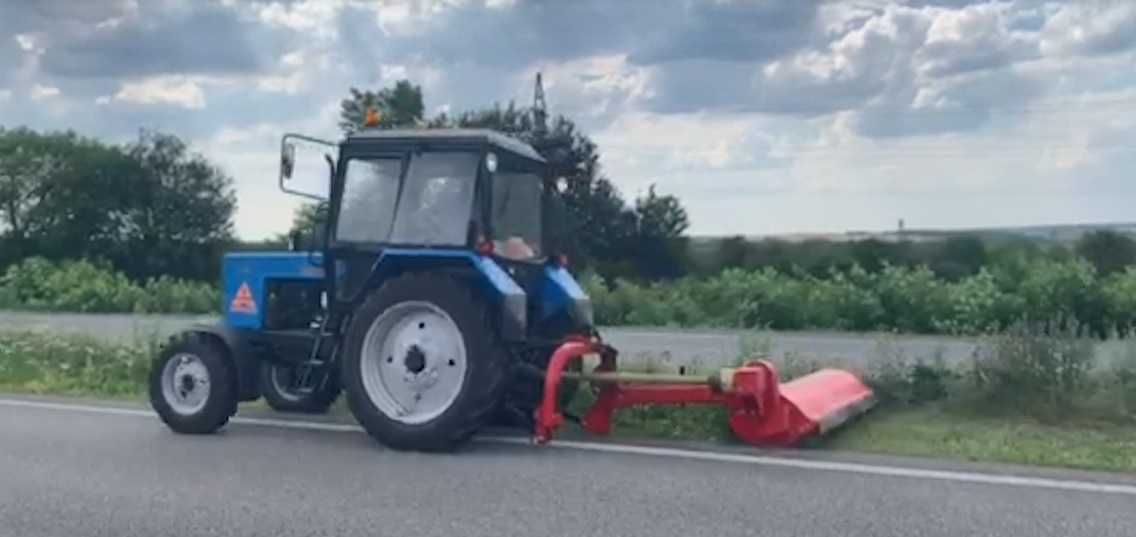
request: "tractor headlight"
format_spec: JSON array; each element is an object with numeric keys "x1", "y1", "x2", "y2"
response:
[{"x1": 485, "y1": 152, "x2": 498, "y2": 173}]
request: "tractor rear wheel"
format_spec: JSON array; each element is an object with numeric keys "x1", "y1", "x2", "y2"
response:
[
  {"x1": 149, "y1": 333, "x2": 238, "y2": 434},
  {"x1": 341, "y1": 273, "x2": 508, "y2": 451},
  {"x1": 259, "y1": 362, "x2": 340, "y2": 414}
]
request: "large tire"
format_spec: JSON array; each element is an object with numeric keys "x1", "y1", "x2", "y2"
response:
[
  {"x1": 150, "y1": 333, "x2": 238, "y2": 434},
  {"x1": 259, "y1": 362, "x2": 340, "y2": 414},
  {"x1": 341, "y1": 273, "x2": 509, "y2": 451}
]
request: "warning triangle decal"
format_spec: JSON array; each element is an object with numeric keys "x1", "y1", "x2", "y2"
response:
[{"x1": 229, "y1": 282, "x2": 258, "y2": 314}]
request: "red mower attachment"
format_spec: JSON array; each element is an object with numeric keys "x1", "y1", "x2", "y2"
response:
[{"x1": 533, "y1": 338, "x2": 875, "y2": 447}]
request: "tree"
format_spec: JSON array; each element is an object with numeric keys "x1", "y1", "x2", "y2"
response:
[
  {"x1": 631, "y1": 185, "x2": 690, "y2": 279},
  {"x1": 931, "y1": 235, "x2": 987, "y2": 280},
  {"x1": 115, "y1": 131, "x2": 237, "y2": 281},
  {"x1": 338, "y1": 80, "x2": 425, "y2": 134},
  {"x1": 0, "y1": 127, "x2": 137, "y2": 268},
  {"x1": 1075, "y1": 230, "x2": 1136, "y2": 275},
  {"x1": 0, "y1": 127, "x2": 71, "y2": 264}
]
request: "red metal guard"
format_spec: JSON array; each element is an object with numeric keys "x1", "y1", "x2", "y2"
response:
[
  {"x1": 533, "y1": 337, "x2": 598, "y2": 444},
  {"x1": 534, "y1": 340, "x2": 875, "y2": 447}
]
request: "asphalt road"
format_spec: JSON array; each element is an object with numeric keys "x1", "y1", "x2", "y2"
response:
[
  {"x1": 2, "y1": 397, "x2": 1135, "y2": 537},
  {"x1": 0, "y1": 310, "x2": 984, "y2": 370}
]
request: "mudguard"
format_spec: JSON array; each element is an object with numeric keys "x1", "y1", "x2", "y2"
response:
[
  {"x1": 366, "y1": 248, "x2": 528, "y2": 340},
  {"x1": 540, "y1": 265, "x2": 594, "y2": 327},
  {"x1": 181, "y1": 323, "x2": 262, "y2": 402}
]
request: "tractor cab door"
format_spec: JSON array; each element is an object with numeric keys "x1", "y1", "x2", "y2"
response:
[
  {"x1": 326, "y1": 153, "x2": 406, "y2": 307},
  {"x1": 326, "y1": 145, "x2": 483, "y2": 310}
]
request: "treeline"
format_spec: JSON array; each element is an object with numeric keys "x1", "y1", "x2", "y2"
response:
[
  {"x1": 688, "y1": 230, "x2": 1136, "y2": 281},
  {"x1": 0, "y1": 127, "x2": 236, "y2": 282}
]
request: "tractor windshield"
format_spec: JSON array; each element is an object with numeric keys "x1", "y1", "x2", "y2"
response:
[
  {"x1": 337, "y1": 151, "x2": 478, "y2": 246},
  {"x1": 492, "y1": 171, "x2": 542, "y2": 260}
]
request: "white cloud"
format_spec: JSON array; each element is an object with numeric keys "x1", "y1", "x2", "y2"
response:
[
  {"x1": 255, "y1": 0, "x2": 344, "y2": 36},
  {"x1": 113, "y1": 76, "x2": 206, "y2": 109},
  {"x1": 94, "y1": 95, "x2": 111, "y2": 105},
  {"x1": 0, "y1": 89, "x2": 11, "y2": 101},
  {"x1": 30, "y1": 84, "x2": 61, "y2": 100},
  {"x1": 14, "y1": 33, "x2": 37, "y2": 52},
  {"x1": 256, "y1": 71, "x2": 306, "y2": 94},
  {"x1": 1041, "y1": 2, "x2": 1136, "y2": 57}
]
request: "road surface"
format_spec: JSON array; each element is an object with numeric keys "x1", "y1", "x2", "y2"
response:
[
  {"x1": 0, "y1": 310, "x2": 984, "y2": 370},
  {"x1": 1, "y1": 396, "x2": 1134, "y2": 537}
]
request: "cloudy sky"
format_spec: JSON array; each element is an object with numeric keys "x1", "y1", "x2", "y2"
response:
[{"x1": 3, "y1": 0, "x2": 1135, "y2": 239}]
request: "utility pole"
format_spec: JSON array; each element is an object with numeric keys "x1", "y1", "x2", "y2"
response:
[{"x1": 533, "y1": 72, "x2": 548, "y2": 137}]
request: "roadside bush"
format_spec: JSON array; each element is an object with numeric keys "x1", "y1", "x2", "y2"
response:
[
  {"x1": 970, "y1": 318, "x2": 1095, "y2": 420},
  {"x1": 936, "y1": 268, "x2": 1024, "y2": 335},
  {"x1": 872, "y1": 265, "x2": 950, "y2": 333},
  {"x1": 586, "y1": 258, "x2": 1133, "y2": 337},
  {"x1": 1101, "y1": 268, "x2": 1136, "y2": 331},
  {"x1": 863, "y1": 343, "x2": 955, "y2": 406},
  {"x1": 0, "y1": 257, "x2": 218, "y2": 314}
]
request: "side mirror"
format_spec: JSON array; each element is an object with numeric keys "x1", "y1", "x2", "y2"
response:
[
  {"x1": 279, "y1": 133, "x2": 336, "y2": 201},
  {"x1": 281, "y1": 142, "x2": 296, "y2": 180}
]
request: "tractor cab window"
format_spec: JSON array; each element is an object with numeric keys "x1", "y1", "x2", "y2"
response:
[
  {"x1": 492, "y1": 172, "x2": 542, "y2": 260},
  {"x1": 337, "y1": 158, "x2": 401, "y2": 243},
  {"x1": 388, "y1": 151, "x2": 478, "y2": 246}
]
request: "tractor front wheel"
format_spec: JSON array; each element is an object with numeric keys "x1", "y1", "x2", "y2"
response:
[
  {"x1": 259, "y1": 362, "x2": 340, "y2": 414},
  {"x1": 149, "y1": 333, "x2": 238, "y2": 434},
  {"x1": 341, "y1": 274, "x2": 508, "y2": 451}
]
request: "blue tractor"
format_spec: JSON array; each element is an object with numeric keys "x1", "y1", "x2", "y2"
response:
[{"x1": 149, "y1": 126, "x2": 594, "y2": 450}]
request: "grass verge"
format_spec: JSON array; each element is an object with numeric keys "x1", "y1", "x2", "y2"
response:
[
  {"x1": 823, "y1": 404, "x2": 1136, "y2": 472},
  {"x1": 3, "y1": 328, "x2": 1135, "y2": 473},
  {"x1": 0, "y1": 331, "x2": 150, "y2": 399}
]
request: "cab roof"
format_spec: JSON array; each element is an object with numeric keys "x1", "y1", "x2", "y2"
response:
[{"x1": 348, "y1": 128, "x2": 545, "y2": 163}]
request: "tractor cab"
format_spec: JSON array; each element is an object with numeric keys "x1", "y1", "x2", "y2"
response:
[
  {"x1": 282, "y1": 128, "x2": 545, "y2": 255},
  {"x1": 278, "y1": 128, "x2": 583, "y2": 332}
]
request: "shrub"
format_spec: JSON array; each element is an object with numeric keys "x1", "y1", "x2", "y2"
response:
[
  {"x1": 872, "y1": 265, "x2": 950, "y2": 333},
  {"x1": 0, "y1": 257, "x2": 218, "y2": 314},
  {"x1": 863, "y1": 341, "x2": 955, "y2": 405},
  {"x1": 1101, "y1": 268, "x2": 1136, "y2": 331},
  {"x1": 936, "y1": 268, "x2": 1024, "y2": 335},
  {"x1": 970, "y1": 318, "x2": 1095, "y2": 420}
]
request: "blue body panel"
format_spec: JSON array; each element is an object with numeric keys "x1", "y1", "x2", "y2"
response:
[
  {"x1": 541, "y1": 265, "x2": 594, "y2": 326},
  {"x1": 221, "y1": 248, "x2": 590, "y2": 335},
  {"x1": 541, "y1": 266, "x2": 584, "y2": 318},
  {"x1": 222, "y1": 252, "x2": 325, "y2": 329}
]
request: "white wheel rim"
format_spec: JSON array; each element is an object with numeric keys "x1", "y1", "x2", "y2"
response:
[
  {"x1": 161, "y1": 353, "x2": 211, "y2": 415},
  {"x1": 360, "y1": 301, "x2": 468, "y2": 425}
]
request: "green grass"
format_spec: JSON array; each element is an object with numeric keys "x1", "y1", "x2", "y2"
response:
[
  {"x1": 823, "y1": 404, "x2": 1136, "y2": 473},
  {"x1": 0, "y1": 331, "x2": 151, "y2": 398},
  {"x1": 565, "y1": 393, "x2": 1136, "y2": 472}
]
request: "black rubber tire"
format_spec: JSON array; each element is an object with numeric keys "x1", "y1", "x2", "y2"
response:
[
  {"x1": 494, "y1": 352, "x2": 581, "y2": 428},
  {"x1": 341, "y1": 273, "x2": 509, "y2": 451},
  {"x1": 259, "y1": 362, "x2": 340, "y2": 414},
  {"x1": 149, "y1": 333, "x2": 238, "y2": 434}
]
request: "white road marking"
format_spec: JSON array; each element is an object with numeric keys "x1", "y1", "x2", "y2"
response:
[{"x1": 3, "y1": 397, "x2": 1135, "y2": 496}]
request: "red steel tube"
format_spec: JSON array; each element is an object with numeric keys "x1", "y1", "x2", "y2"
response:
[{"x1": 533, "y1": 338, "x2": 597, "y2": 444}]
